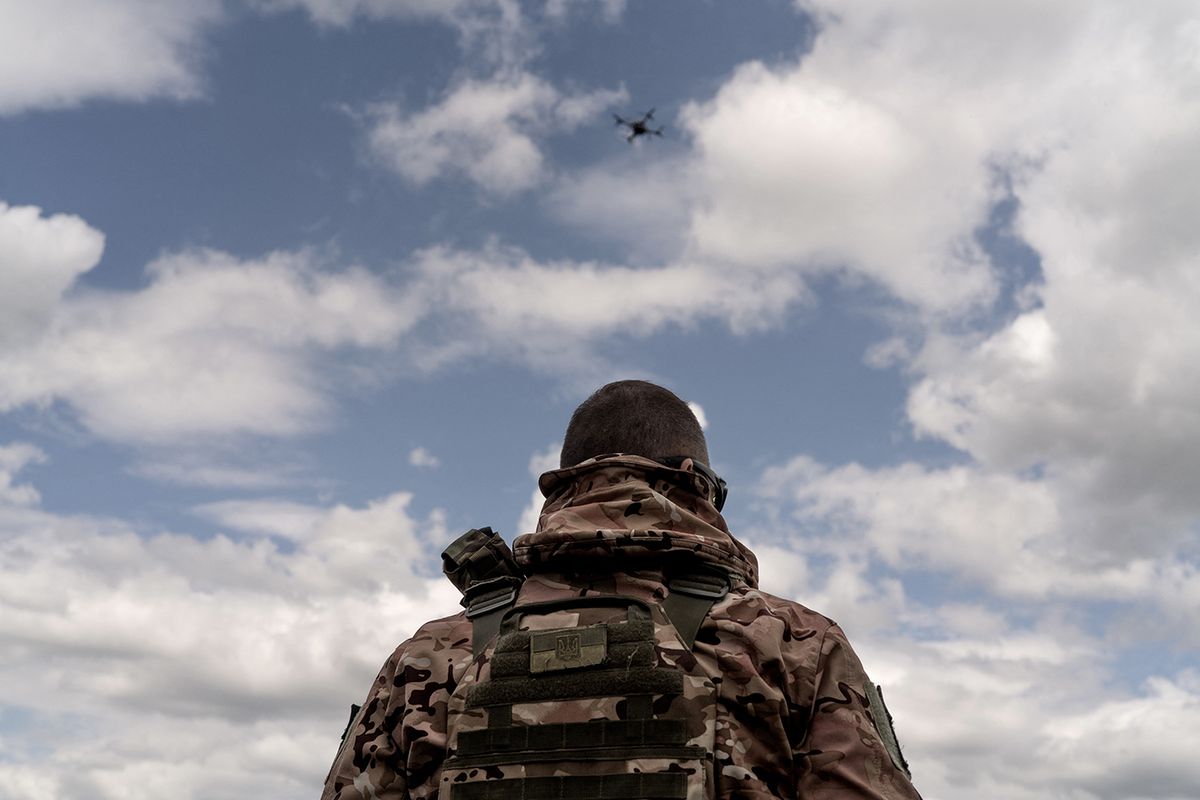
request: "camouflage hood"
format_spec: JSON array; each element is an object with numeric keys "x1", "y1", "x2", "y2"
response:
[{"x1": 512, "y1": 454, "x2": 759, "y2": 587}]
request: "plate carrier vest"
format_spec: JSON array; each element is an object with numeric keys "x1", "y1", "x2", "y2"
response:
[{"x1": 437, "y1": 527, "x2": 732, "y2": 800}]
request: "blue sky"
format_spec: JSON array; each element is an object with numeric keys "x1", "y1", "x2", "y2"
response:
[{"x1": 2, "y1": 1, "x2": 1199, "y2": 798}]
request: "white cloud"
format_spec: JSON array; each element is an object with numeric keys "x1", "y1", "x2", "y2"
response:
[
  {"x1": 0, "y1": 203, "x2": 105, "y2": 344},
  {"x1": 0, "y1": 0, "x2": 621, "y2": 118},
  {"x1": 194, "y1": 498, "x2": 325, "y2": 541},
  {"x1": 0, "y1": 714, "x2": 334, "y2": 800},
  {"x1": 762, "y1": 456, "x2": 1059, "y2": 591},
  {"x1": 546, "y1": 4, "x2": 1173, "y2": 325},
  {"x1": 408, "y1": 446, "x2": 441, "y2": 468},
  {"x1": 1042, "y1": 674, "x2": 1200, "y2": 799},
  {"x1": 0, "y1": 450, "x2": 460, "y2": 799},
  {"x1": 0, "y1": 203, "x2": 808, "y2": 446},
  {"x1": 879, "y1": 631, "x2": 1200, "y2": 800},
  {"x1": 195, "y1": 493, "x2": 438, "y2": 592},
  {"x1": 746, "y1": 540, "x2": 810, "y2": 600},
  {"x1": 730, "y1": 1, "x2": 1200, "y2": 559},
  {"x1": 686, "y1": 401, "x2": 707, "y2": 431},
  {"x1": 907, "y1": 301, "x2": 1200, "y2": 556},
  {"x1": 616, "y1": 0, "x2": 1200, "y2": 705},
  {"x1": 545, "y1": 154, "x2": 696, "y2": 261},
  {"x1": 748, "y1": 536, "x2": 1200, "y2": 800},
  {"x1": 678, "y1": 60, "x2": 999, "y2": 316},
  {"x1": 625, "y1": 0, "x2": 1197, "y2": 344},
  {"x1": 747, "y1": 513, "x2": 1200, "y2": 800},
  {"x1": 407, "y1": 243, "x2": 809, "y2": 371},
  {"x1": 367, "y1": 72, "x2": 626, "y2": 194},
  {"x1": 761, "y1": 454, "x2": 1200, "y2": 606},
  {"x1": 516, "y1": 441, "x2": 561, "y2": 535},
  {"x1": 0, "y1": 232, "x2": 415, "y2": 443},
  {"x1": 0, "y1": 0, "x2": 222, "y2": 115}
]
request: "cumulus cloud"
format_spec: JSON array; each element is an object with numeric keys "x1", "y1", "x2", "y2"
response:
[
  {"x1": 0, "y1": 450, "x2": 459, "y2": 799},
  {"x1": 545, "y1": 154, "x2": 697, "y2": 261},
  {"x1": 0, "y1": 714, "x2": 335, "y2": 800},
  {"x1": 680, "y1": 61, "x2": 998, "y2": 316},
  {"x1": 578, "y1": 0, "x2": 1197, "y2": 353},
  {"x1": 516, "y1": 441, "x2": 561, "y2": 535},
  {"x1": 0, "y1": 0, "x2": 222, "y2": 115},
  {"x1": 875, "y1": 625, "x2": 1200, "y2": 800},
  {"x1": 734, "y1": 1, "x2": 1200, "y2": 764},
  {"x1": 0, "y1": 231, "x2": 415, "y2": 442},
  {"x1": 551, "y1": 4, "x2": 1176, "y2": 324},
  {"x1": 750, "y1": 530, "x2": 1200, "y2": 800},
  {"x1": 406, "y1": 243, "x2": 809, "y2": 371},
  {"x1": 0, "y1": 203, "x2": 105, "y2": 344},
  {"x1": 0, "y1": 0, "x2": 623, "y2": 119},
  {"x1": 367, "y1": 73, "x2": 627, "y2": 194},
  {"x1": 0, "y1": 202, "x2": 809, "y2": 446},
  {"x1": 761, "y1": 456, "x2": 1061, "y2": 594},
  {"x1": 759, "y1": 454, "x2": 1200, "y2": 642},
  {"x1": 734, "y1": 0, "x2": 1200, "y2": 561},
  {"x1": 907, "y1": 302, "x2": 1200, "y2": 556}
]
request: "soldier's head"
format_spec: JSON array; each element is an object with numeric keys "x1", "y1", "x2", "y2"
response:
[{"x1": 560, "y1": 380, "x2": 709, "y2": 468}]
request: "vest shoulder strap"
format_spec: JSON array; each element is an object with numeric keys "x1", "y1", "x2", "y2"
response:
[
  {"x1": 444, "y1": 527, "x2": 735, "y2": 657},
  {"x1": 661, "y1": 571, "x2": 731, "y2": 648},
  {"x1": 465, "y1": 576, "x2": 522, "y2": 658},
  {"x1": 468, "y1": 569, "x2": 730, "y2": 657},
  {"x1": 441, "y1": 527, "x2": 527, "y2": 658}
]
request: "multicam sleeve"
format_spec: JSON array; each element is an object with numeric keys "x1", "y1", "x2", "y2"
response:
[
  {"x1": 794, "y1": 624, "x2": 923, "y2": 800},
  {"x1": 320, "y1": 651, "x2": 409, "y2": 800}
]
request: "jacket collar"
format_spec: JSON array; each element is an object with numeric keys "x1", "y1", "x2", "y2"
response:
[{"x1": 512, "y1": 454, "x2": 759, "y2": 587}]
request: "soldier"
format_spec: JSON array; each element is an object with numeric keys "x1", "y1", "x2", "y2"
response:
[{"x1": 321, "y1": 380, "x2": 921, "y2": 799}]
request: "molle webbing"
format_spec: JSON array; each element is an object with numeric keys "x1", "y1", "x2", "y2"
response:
[
  {"x1": 450, "y1": 772, "x2": 688, "y2": 800},
  {"x1": 489, "y1": 641, "x2": 654, "y2": 678},
  {"x1": 488, "y1": 619, "x2": 656, "y2": 679},
  {"x1": 457, "y1": 719, "x2": 688, "y2": 757},
  {"x1": 494, "y1": 619, "x2": 655, "y2": 653},
  {"x1": 466, "y1": 667, "x2": 682, "y2": 708},
  {"x1": 446, "y1": 593, "x2": 712, "y2": 800}
]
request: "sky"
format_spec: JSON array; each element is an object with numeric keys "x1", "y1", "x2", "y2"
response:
[{"x1": 1, "y1": 1, "x2": 1198, "y2": 798}]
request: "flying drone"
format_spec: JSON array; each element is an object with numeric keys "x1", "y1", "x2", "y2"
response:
[{"x1": 613, "y1": 108, "x2": 664, "y2": 143}]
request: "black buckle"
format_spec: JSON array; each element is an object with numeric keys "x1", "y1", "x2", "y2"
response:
[
  {"x1": 667, "y1": 573, "x2": 730, "y2": 600},
  {"x1": 466, "y1": 588, "x2": 517, "y2": 618}
]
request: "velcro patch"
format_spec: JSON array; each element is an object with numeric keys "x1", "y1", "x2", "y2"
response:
[
  {"x1": 530, "y1": 625, "x2": 607, "y2": 673},
  {"x1": 865, "y1": 681, "x2": 911, "y2": 778}
]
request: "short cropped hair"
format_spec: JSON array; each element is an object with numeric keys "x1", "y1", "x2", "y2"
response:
[{"x1": 560, "y1": 380, "x2": 709, "y2": 468}]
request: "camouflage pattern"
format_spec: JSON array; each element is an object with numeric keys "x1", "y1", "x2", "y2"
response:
[
  {"x1": 436, "y1": 592, "x2": 719, "y2": 800},
  {"x1": 321, "y1": 455, "x2": 922, "y2": 800}
]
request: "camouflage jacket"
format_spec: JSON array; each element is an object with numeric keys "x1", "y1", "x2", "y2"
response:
[{"x1": 321, "y1": 455, "x2": 921, "y2": 800}]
